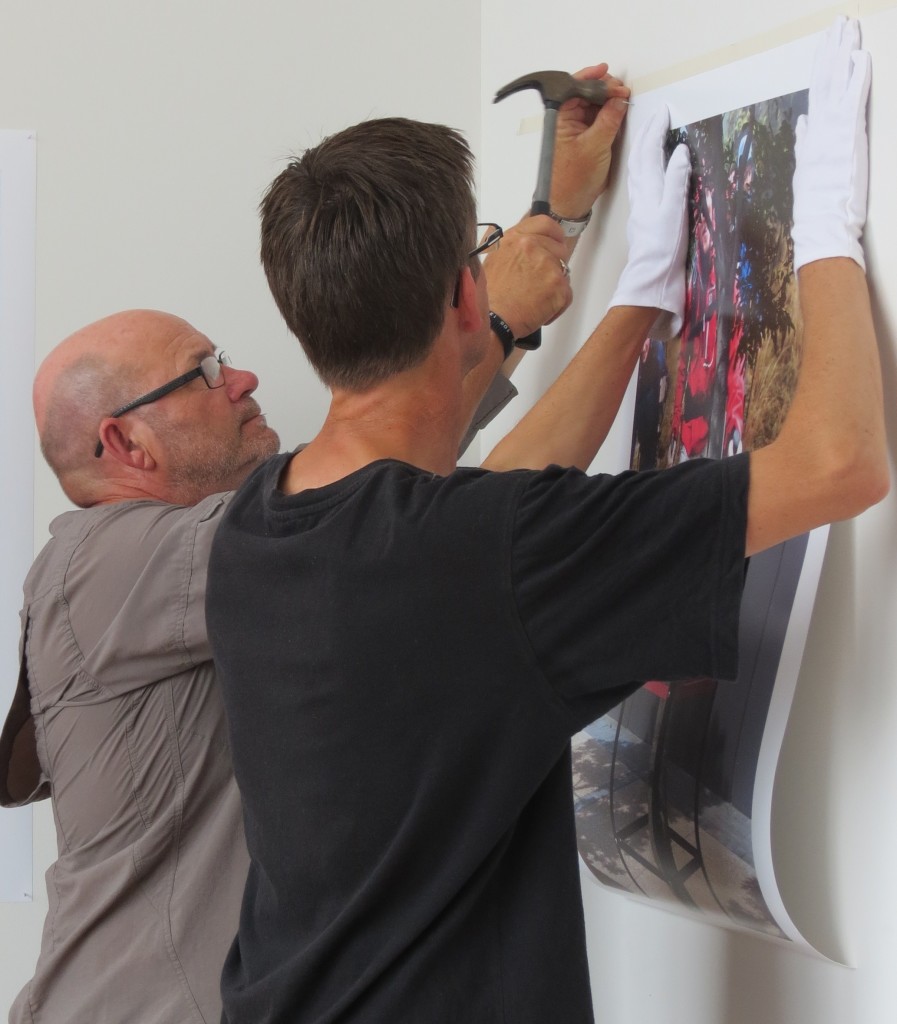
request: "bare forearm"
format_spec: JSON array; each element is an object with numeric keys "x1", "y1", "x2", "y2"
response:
[
  {"x1": 746, "y1": 258, "x2": 888, "y2": 555},
  {"x1": 482, "y1": 305, "x2": 655, "y2": 471}
]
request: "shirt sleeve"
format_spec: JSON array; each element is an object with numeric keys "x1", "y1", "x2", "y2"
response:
[
  {"x1": 458, "y1": 373, "x2": 517, "y2": 458},
  {"x1": 510, "y1": 455, "x2": 749, "y2": 723},
  {"x1": 77, "y1": 494, "x2": 232, "y2": 693},
  {"x1": 0, "y1": 626, "x2": 49, "y2": 807}
]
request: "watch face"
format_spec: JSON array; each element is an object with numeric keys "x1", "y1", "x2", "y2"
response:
[{"x1": 550, "y1": 210, "x2": 591, "y2": 237}]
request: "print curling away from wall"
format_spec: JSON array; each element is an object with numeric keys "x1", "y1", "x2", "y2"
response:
[{"x1": 573, "y1": 85, "x2": 833, "y2": 955}]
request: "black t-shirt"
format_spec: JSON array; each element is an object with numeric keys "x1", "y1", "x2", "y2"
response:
[{"x1": 208, "y1": 452, "x2": 749, "y2": 1024}]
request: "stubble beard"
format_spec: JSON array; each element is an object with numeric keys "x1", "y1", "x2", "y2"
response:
[{"x1": 156, "y1": 411, "x2": 281, "y2": 504}]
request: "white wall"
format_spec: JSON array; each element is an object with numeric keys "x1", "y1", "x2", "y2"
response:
[
  {"x1": 0, "y1": 0, "x2": 482, "y2": 1011},
  {"x1": 479, "y1": 2, "x2": 897, "y2": 1023},
  {"x1": 3, "y1": 1, "x2": 897, "y2": 1022}
]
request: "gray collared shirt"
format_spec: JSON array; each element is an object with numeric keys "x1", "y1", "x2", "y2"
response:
[{"x1": 5, "y1": 494, "x2": 247, "y2": 1024}]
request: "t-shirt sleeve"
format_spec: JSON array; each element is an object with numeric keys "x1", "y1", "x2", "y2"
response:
[{"x1": 510, "y1": 454, "x2": 749, "y2": 722}]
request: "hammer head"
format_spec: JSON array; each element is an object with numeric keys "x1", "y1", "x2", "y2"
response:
[{"x1": 493, "y1": 70, "x2": 609, "y2": 109}]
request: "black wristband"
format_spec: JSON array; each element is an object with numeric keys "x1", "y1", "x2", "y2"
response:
[{"x1": 489, "y1": 311, "x2": 516, "y2": 359}]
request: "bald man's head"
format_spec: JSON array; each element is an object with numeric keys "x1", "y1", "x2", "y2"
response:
[
  {"x1": 35, "y1": 310, "x2": 279, "y2": 507},
  {"x1": 35, "y1": 311, "x2": 159, "y2": 494}
]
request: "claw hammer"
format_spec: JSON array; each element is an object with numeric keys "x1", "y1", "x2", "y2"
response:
[{"x1": 493, "y1": 70, "x2": 610, "y2": 349}]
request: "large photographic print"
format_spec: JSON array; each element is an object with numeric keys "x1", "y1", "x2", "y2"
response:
[
  {"x1": 574, "y1": 534, "x2": 814, "y2": 939},
  {"x1": 574, "y1": 90, "x2": 831, "y2": 948}
]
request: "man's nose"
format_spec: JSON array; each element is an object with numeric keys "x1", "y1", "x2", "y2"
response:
[{"x1": 223, "y1": 365, "x2": 260, "y2": 400}]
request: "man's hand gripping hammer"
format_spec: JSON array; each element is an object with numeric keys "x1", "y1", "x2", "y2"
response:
[{"x1": 493, "y1": 71, "x2": 610, "y2": 349}]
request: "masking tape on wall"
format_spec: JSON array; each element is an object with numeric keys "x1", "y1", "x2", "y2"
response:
[{"x1": 515, "y1": 1, "x2": 891, "y2": 134}]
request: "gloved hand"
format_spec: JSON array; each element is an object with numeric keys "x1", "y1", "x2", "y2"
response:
[
  {"x1": 609, "y1": 107, "x2": 691, "y2": 339},
  {"x1": 792, "y1": 16, "x2": 871, "y2": 272}
]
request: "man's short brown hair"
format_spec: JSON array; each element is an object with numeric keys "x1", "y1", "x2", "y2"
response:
[{"x1": 260, "y1": 117, "x2": 476, "y2": 391}]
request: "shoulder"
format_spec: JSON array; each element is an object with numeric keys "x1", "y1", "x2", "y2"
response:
[
  {"x1": 517, "y1": 454, "x2": 749, "y2": 516},
  {"x1": 222, "y1": 452, "x2": 291, "y2": 514},
  {"x1": 97, "y1": 491, "x2": 235, "y2": 539},
  {"x1": 222, "y1": 457, "x2": 531, "y2": 524},
  {"x1": 31, "y1": 494, "x2": 236, "y2": 594},
  {"x1": 382, "y1": 463, "x2": 539, "y2": 526},
  {"x1": 47, "y1": 492, "x2": 234, "y2": 539}
]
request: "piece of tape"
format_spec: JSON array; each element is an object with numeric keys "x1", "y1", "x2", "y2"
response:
[{"x1": 515, "y1": 0, "x2": 891, "y2": 134}]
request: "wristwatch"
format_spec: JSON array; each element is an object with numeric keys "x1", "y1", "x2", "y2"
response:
[
  {"x1": 549, "y1": 209, "x2": 592, "y2": 238},
  {"x1": 489, "y1": 311, "x2": 516, "y2": 359}
]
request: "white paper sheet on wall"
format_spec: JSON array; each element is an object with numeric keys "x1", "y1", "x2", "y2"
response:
[{"x1": 0, "y1": 130, "x2": 36, "y2": 902}]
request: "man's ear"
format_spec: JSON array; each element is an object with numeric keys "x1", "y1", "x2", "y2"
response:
[
  {"x1": 454, "y1": 265, "x2": 486, "y2": 334},
  {"x1": 96, "y1": 418, "x2": 157, "y2": 471}
]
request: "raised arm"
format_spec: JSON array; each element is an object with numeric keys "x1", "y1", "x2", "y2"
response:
[
  {"x1": 458, "y1": 216, "x2": 572, "y2": 450},
  {"x1": 549, "y1": 63, "x2": 630, "y2": 261},
  {"x1": 745, "y1": 17, "x2": 888, "y2": 555},
  {"x1": 483, "y1": 108, "x2": 691, "y2": 470},
  {"x1": 485, "y1": 63, "x2": 631, "y2": 342},
  {"x1": 459, "y1": 64, "x2": 631, "y2": 442}
]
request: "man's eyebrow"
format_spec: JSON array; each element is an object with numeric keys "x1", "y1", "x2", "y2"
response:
[{"x1": 186, "y1": 344, "x2": 217, "y2": 363}]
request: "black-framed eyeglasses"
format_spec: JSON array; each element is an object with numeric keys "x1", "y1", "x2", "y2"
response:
[
  {"x1": 94, "y1": 351, "x2": 231, "y2": 458},
  {"x1": 469, "y1": 222, "x2": 503, "y2": 260},
  {"x1": 451, "y1": 222, "x2": 503, "y2": 308}
]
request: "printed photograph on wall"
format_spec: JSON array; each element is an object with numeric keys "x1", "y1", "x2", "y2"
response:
[
  {"x1": 632, "y1": 90, "x2": 807, "y2": 470},
  {"x1": 573, "y1": 88, "x2": 830, "y2": 946}
]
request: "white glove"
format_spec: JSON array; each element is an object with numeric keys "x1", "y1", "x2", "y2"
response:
[
  {"x1": 609, "y1": 107, "x2": 691, "y2": 339},
  {"x1": 792, "y1": 16, "x2": 871, "y2": 272}
]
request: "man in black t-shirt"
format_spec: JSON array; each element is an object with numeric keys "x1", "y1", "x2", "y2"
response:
[
  {"x1": 3, "y1": 59, "x2": 641, "y2": 1024},
  {"x1": 207, "y1": 19, "x2": 887, "y2": 1024}
]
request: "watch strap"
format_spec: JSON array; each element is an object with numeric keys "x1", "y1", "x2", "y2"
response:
[
  {"x1": 548, "y1": 209, "x2": 592, "y2": 238},
  {"x1": 488, "y1": 311, "x2": 516, "y2": 359},
  {"x1": 514, "y1": 329, "x2": 541, "y2": 351}
]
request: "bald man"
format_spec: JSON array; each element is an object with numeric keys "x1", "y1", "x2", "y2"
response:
[{"x1": 1, "y1": 310, "x2": 281, "y2": 1024}]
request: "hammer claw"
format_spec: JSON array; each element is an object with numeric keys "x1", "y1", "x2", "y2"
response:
[{"x1": 493, "y1": 70, "x2": 609, "y2": 109}]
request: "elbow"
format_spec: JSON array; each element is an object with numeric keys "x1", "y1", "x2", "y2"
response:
[
  {"x1": 860, "y1": 459, "x2": 891, "y2": 510},
  {"x1": 828, "y1": 443, "x2": 890, "y2": 520}
]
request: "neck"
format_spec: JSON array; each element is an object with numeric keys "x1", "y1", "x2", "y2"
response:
[
  {"x1": 282, "y1": 354, "x2": 467, "y2": 495},
  {"x1": 78, "y1": 468, "x2": 224, "y2": 509},
  {"x1": 86, "y1": 479, "x2": 200, "y2": 508}
]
